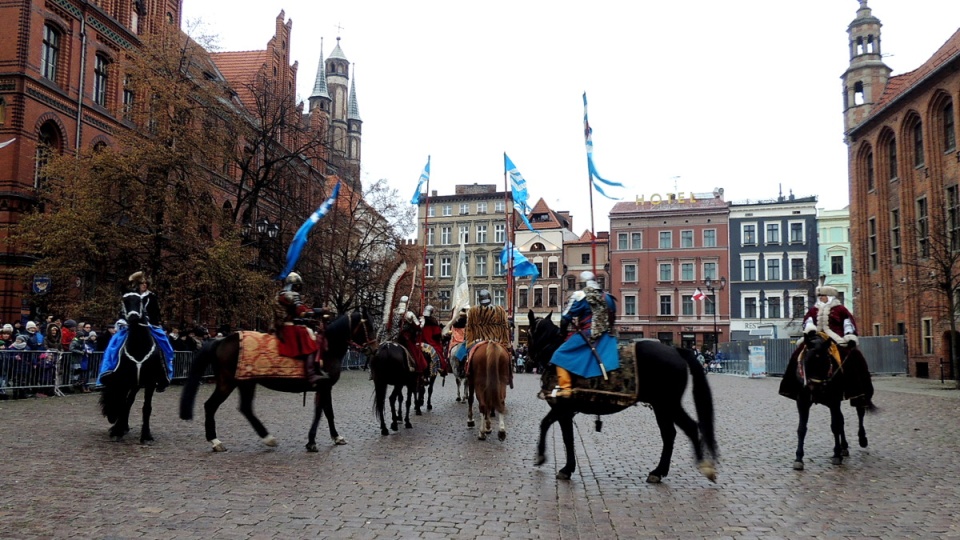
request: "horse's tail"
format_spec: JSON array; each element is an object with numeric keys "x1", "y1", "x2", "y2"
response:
[
  {"x1": 372, "y1": 345, "x2": 387, "y2": 426},
  {"x1": 179, "y1": 339, "x2": 215, "y2": 421},
  {"x1": 482, "y1": 342, "x2": 507, "y2": 414},
  {"x1": 99, "y1": 372, "x2": 127, "y2": 424},
  {"x1": 681, "y1": 347, "x2": 718, "y2": 461}
]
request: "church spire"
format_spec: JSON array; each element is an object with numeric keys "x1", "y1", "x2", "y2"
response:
[
  {"x1": 310, "y1": 38, "x2": 330, "y2": 101},
  {"x1": 348, "y1": 65, "x2": 361, "y2": 121}
]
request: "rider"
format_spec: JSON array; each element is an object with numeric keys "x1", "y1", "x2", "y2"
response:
[
  {"x1": 420, "y1": 305, "x2": 449, "y2": 375},
  {"x1": 462, "y1": 290, "x2": 512, "y2": 377},
  {"x1": 99, "y1": 271, "x2": 175, "y2": 391},
  {"x1": 275, "y1": 271, "x2": 328, "y2": 384},
  {"x1": 548, "y1": 271, "x2": 620, "y2": 397},
  {"x1": 446, "y1": 306, "x2": 468, "y2": 377},
  {"x1": 779, "y1": 284, "x2": 873, "y2": 406},
  {"x1": 389, "y1": 296, "x2": 426, "y2": 373}
]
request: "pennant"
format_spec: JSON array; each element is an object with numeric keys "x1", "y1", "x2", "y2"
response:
[
  {"x1": 0, "y1": 138, "x2": 16, "y2": 150},
  {"x1": 451, "y1": 236, "x2": 470, "y2": 314},
  {"x1": 504, "y1": 153, "x2": 536, "y2": 232},
  {"x1": 499, "y1": 241, "x2": 540, "y2": 285},
  {"x1": 583, "y1": 93, "x2": 624, "y2": 200},
  {"x1": 278, "y1": 181, "x2": 341, "y2": 280},
  {"x1": 410, "y1": 156, "x2": 430, "y2": 204},
  {"x1": 693, "y1": 288, "x2": 705, "y2": 302}
]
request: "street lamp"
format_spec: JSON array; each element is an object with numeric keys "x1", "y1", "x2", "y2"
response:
[{"x1": 705, "y1": 276, "x2": 726, "y2": 357}]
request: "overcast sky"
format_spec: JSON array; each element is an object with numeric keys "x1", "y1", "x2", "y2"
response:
[{"x1": 182, "y1": 1, "x2": 960, "y2": 235}]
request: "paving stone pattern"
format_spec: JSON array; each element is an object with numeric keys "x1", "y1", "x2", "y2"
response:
[{"x1": 1, "y1": 372, "x2": 959, "y2": 539}]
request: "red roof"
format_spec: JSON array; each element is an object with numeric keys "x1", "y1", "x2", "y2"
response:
[
  {"x1": 872, "y1": 28, "x2": 960, "y2": 115},
  {"x1": 210, "y1": 50, "x2": 268, "y2": 111}
]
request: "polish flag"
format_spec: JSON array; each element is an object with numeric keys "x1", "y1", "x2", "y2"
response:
[{"x1": 692, "y1": 288, "x2": 706, "y2": 301}]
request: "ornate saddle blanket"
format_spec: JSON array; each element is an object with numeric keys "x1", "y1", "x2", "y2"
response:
[
  {"x1": 237, "y1": 331, "x2": 306, "y2": 380},
  {"x1": 540, "y1": 343, "x2": 638, "y2": 410}
]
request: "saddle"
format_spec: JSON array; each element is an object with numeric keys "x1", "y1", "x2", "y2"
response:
[
  {"x1": 237, "y1": 331, "x2": 318, "y2": 380},
  {"x1": 540, "y1": 343, "x2": 638, "y2": 412}
]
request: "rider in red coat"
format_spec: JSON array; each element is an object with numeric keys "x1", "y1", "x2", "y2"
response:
[
  {"x1": 388, "y1": 296, "x2": 427, "y2": 373},
  {"x1": 420, "y1": 305, "x2": 449, "y2": 375},
  {"x1": 275, "y1": 272, "x2": 327, "y2": 384}
]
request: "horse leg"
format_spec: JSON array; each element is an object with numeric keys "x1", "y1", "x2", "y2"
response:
[
  {"x1": 427, "y1": 377, "x2": 435, "y2": 411},
  {"x1": 496, "y1": 405, "x2": 506, "y2": 442},
  {"x1": 857, "y1": 405, "x2": 868, "y2": 448},
  {"x1": 389, "y1": 386, "x2": 401, "y2": 431},
  {"x1": 140, "y1": 386, "x2": 155, "y2": 444},
  {"x1": 535, "y1": 408, "x2": 560, "y2": 466},
  {"x1": 466, "y1": 380, "x2": 475, "y2": 428},
  {"x1": 306, "y1": 392, "x2": 323, "y2": 452},
  {"x1": 404, "y1": 383, "x2": 414, "y2": 429},
  {"x1": 203, "y1": 384, "x2": 235, "y2": 452},
  {"x1": 109, "y1": 387, "x2": 137, "y2": 440},
  {"x1": 793, "y1": 395, "x2": 811, "y2": 470},
  {"x1": 456, "y1": 377, "x2": 463, "y2": 403},
  {"x1": 556, "y1": 413, "x2": 577, "y2": 480},
  {"x1": 318, "y1": 387, "x2": 345, "y2": 447},
  {"x1": 648, "y1": 404, "x2": 679, "y2": 483},
  {"x1": 414, "y1": 377, "x2": 424, "y2": 416},
  {"x1": 236, "y1": 383, "x2": 276, "y2": 448},
  {"x1": 478, "y1": 408, "x2": 489, "y2": 440},
  {"x1": 830, "y1": 402, "x2": 846, "y2": 466},
  {"x1": 674, "y1": 407, "x2": 716, "y2": 483}
]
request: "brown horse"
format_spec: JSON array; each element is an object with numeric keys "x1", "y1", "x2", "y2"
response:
[
  {"x1": 465, "y1": 341, "x2": 512, "y2": 441},
  {"x1": 179, "y1": 310, "x2": 376, "y2": 452}
]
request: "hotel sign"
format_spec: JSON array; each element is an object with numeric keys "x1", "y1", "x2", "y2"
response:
[{"x1": 635, "y1": 192, "x2": 698, "y2": 205}]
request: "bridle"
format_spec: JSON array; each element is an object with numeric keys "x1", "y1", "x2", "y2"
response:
[
  {"x1": 120, "y1": 291, "x2": 159, "y2": 385},
  {"x1": 348, "y1": 311, "x2": 378, "y2": 354}
]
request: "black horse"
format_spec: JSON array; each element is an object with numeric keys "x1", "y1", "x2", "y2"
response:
[
  {"x1": 179, "y1": 310, "x2": 376, "y2": 452},
  {"x1": 527, "y1": 311, "x2": 718, "y2": 483},
  {"x1": 99, "y1": 292, "x2": 168, "y2": 444},
  {"x1": 788, "y1": 332, "x2": 872, "y2": 470},
  {"x1": 370, "y1": 342, "x2": 425, "y2": 435}
]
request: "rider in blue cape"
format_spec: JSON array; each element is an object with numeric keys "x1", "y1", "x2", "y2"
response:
[
  {"x1": 549, "y1": 271, "x2": 620, "y2": 395},
  {"x1": 97, "y1": 271, "x2": 175, "y2": 390}
]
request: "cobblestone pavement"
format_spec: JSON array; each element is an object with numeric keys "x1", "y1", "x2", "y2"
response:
[{"x1": 1, "y1": 370, "x2": 959, "y2": 539}]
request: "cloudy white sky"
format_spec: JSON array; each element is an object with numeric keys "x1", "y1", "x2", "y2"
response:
[{"x1": 182, "y1": 1, "x2": 960, "y2": 235}]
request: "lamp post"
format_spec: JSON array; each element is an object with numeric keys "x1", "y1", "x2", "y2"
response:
[
  {"x1": 705, "y1": 276, "x2": 726, "y2": 357},
  {"x1": 243, "y1": 217, "x2": 281, "y2": 331}
]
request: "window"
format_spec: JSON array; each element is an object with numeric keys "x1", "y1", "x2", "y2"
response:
[
  {"x1": 681, "y1": 263, "x2": 694, "y2": 281},
  {"x1": 495, "y1": 201, "x2": 505, "y2": 213},
  {"x1": 533, "y1": 288, "x2": 543, "y2": 308},
  {"x1": 681, "y1": 295, "x2": 694, "y2": 316},
  {"x1": 94, "y1": 55, "x2": 110, "y2": 106},
  {"x1": 766, "y1": 223, "x2": 780, "y2": 244},
  {"x1": 705, "y1": 294, "x2": 716, "y2": 316},
  {"x1": 624, "y1": 295, "x2": 637, "y2": 316},
  {"x1": 41, "y1": 24, "x2": 61, "y2": 83},
  {"x1": 891, "y1": 209, "x2": 902, "y2": 264},
  {"x1": 949, "y1": 187, "x2": 960, "y2": 252},
  {"x1": 659, "y1": 263, "x2": 673, "y2": 281},
  {"x1": 426, "y1": 227, "x2": 435, "y2": 246},
  {"x1": 440, "y1": 257, "x2": 451, "y2": 278},
  {"x1": 946, "y1": 103, "x2": 956, "y2": 153},
  {"x1": 581, "y1": 253, "x2": 590, "y2": 264},
  {"x1": 789, "y1": 222, "x2": 804, "y2": 243},
  {"x1": 494, "y1": 224, "x2": 505, "y2": 243},
  {"x1": 534, "y1": 261, "x2": 543, "y2": 277},
  {"x1": 441, "y1": 226, "x2": 451, "y2": 245},
  {"x1": 703, "y1": 262, "x2": 717, "y2": 280},
  {"x1": 790, "y1": 258, "x2": 805, "y2": 280},
  {"x1": 792, "y1": 296, "x2": 806, "y2": 319},
  {"x1": 567, "y1": 275, "x2": 575, "y2": 290},
  {"x1": 518, "y1": 288, "x2": 528, "y2": 308},
  {"x1": 914, "y1": 121, "x2": 925, "y2": 167},
  {"x1": 476, "y1": 224, "x2": 487, "y2": 243},
  {"x1": 680, "y1": 230, "x2": 693, "y2": 248},
  {"x1": 922, "y1": 318, "x2": 933, "y2": 355},
  {"x1": 494, "y1": 289, "x2": 505, "y2": 307},
  {"x1": 548, "y1": 261, "x2": 558, "y2": 278},
  {"x1": 703, "y1": 229, "x2": 716, "y2": 247},
  {"x1": 766, "y1": 258, "x2": 780, "y2": 280},
  {"x1": 744, "y1": 297, "x2": 757, "y2": 318},
  {"x1": 888, "y1": 137, "x2": 898, "y2": 181},
  {"x1": 122, "y1": 75, "x2": 135, "y2": 120},
  {"x1": 632, "y1": 232, "x2": 642, "y2": 249},
  {"x1": 494, "y1": 257, "x2": 504, "y2": 276},
  {"x1": 477, "y1": 202, "x2": 487, "y2": 214},
  {"x1": 618, "y1": 233, "x2": 628, "y2": 250},
  {"x1": 868, "y1": 217, "x2": 877, "y2": 271},
  {"x1": 866, "y1": 149, "x2": 875, "y2": 191},
  {"x1": 831, "y1": 256, "x2": 844, "y2": 275},
  {"x1": 443, "y1": 205, "x2": 452, "y2": 216},
  {"x1": 743, "y1": 259, "x2": 757, "y2": 281},
  {"x1": 34, "y1": 121, "x2": 61, "y2": 189},
  {"x1": 427, "y1": 206, "x2": 435, "y2": 217},
  {"x1": 424, "y1": 257, "x2": 434, "y2": 278},
  {"x1": 623, "y1": 264, "x2": 637, "y2": 282},
  {"x1": 659, "y1": 295, "x2": 672, "y2": 316},
  {"x1": 459, "y1": 203, "x2": 469, "y2": 215},
  {"x1": 548, "y1": 287, "x2": 558, "y2": 307},
  {"x1": 768, "y1": 297, "x2": 781, "y2": 318},
  {"x1": 0, "y1": 97, "x2": 5, "y2": 125},
  {"x1": 475, "y1": 255, "x2": 487, "y2": 277},
  {"x1": 917, "y1": 197, "x2": 929, "y2": 258},
  {"x1": 659, "y1": 231, "x2": 672, "y2": 249},
  {"x1": 742, "y1": 224, "x2": 756, "y2": 245},
  {"x1": 459, "y1": 225, "x2": 469, "y2": 244},
  {"x1": 438, "y1": 290, "x2": 450, "y2": 311}
]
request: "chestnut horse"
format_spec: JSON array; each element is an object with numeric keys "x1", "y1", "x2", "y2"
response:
[
  {"x1": 465, "y1": 341, "x2": 512, "y2": 441},
  {"x1": 179, "y1": 309, "x2": 376, "y2": 452}
]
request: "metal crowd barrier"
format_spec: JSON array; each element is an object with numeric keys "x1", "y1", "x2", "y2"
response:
[
  {"x1": 342, "y1": 350, "x2": 367, "y2": 370},
  {"x1": 716, "y1": 336, "x2": 909, "y2": 377}
]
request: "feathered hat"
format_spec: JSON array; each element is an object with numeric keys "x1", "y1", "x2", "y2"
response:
[{"x1": 128, "y1": 271, "x2": 147, "y2": 286}]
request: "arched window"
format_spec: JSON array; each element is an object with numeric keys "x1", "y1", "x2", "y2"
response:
[
  {"x1": 913, "y1": 120, "x2": 925, "y2": 168},
  {"x1": 93, "y1": 54, "x2": 110, "y2": 106},
  {"x1": 41, "y1": 24, "x2": 60, "y2": 82},
  {"x1": 35, "y1": 121, "x2": 62, "y2": 189},
  {"x1": 530, "y1": 242, "x2": 545, "y2": 252},
  {"x1": 944, "y1": 102, "x2": 956, "y2": 153},
  {"x1": 887, "y1": 137, "x2": 897, "y2": 181},
  {"x1": 865, "y1": 149, "x2": 874, "y2": 192}
]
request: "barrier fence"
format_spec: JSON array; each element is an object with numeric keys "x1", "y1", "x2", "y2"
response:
[{"x1": 716, "y1": 336, "x2": 909, "y2": 377}]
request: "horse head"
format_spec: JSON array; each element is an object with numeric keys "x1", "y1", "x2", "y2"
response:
[
  {"x1": 801, "y1": 332, "x2": 838, "y2": 391},
  {"x1": 121, "y1": 292, "x2": 147, "y2": 325},
  {"x1": 351, "y1": 307, "x2": 378, "y2": 356},
  {"x1": 526, "y1": 309, "x2": 560, "y2": 367}
]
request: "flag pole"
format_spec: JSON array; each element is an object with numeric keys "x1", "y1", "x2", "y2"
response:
[
  {"x1": 503, "y1": 163, "x2": 514, "y2": 322},
  {"x1": 421, "y1": 161, "x2": 431, "y2": 316}
]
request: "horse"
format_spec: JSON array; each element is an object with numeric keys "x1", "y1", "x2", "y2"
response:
[
  {"x1": 788, "y1": 331, "x2": 873, "y2": 471},
  {"x1": 417, "y1": 343, "x2": 443, "y2": 411},
  {"x1": 370, "y1": 342, "x2": 426, "y2": 435},
  {"x1": 178, "y1": 309, "x2": 376, "y2": 452},
  {"x1": 448, "y1": 346, "x2": 467, "y2": 403},
  {"x1": 464, "y1": 341, "x2": 512, "y2": 441},
  {"x1": 527, "y1": 311, "x2": 718, "y2": 483},
  {"x1": 99, "y1": 291, "x2": 168, "y2": 444}
]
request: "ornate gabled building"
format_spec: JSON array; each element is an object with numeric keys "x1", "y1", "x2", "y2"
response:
[{"x1": 843, "y1": 1, "x2": 960, "y2": 378}]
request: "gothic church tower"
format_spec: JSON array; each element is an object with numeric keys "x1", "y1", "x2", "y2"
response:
[
  {"x1": 841, "y1": 0, "x2": 892, "y2": 135},
  {"x1": 309, "y1": 37, "x2": 362, "y2": 187}
]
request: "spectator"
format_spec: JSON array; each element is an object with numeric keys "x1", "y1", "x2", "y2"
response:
[
  {"x1": 61, "y1": 320, "x2": 77, "y2": 351},
  {"x1": 43, "y1": 324, "x2": 62, "y2": 352},
  {"x1": 13, "y1": 321, "x2": 24, "y2": 337},
  {"x1": 77, "y1": 331, "x2": 97, "y2": 392},
  {"x1": 97, "y1": 323, "x2": 116, "y2": 353},
  {"x1": 79, "y1": 322, "x2": 93, "y2": 339},
  {"x1": 0, "y1": 324, "x2": 15, "y2": 348},
  {"x1": 24, "y1": 321, "x2": 43, "y2": 351}
]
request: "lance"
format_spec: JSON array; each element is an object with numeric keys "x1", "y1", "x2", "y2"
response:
[{"x1": 577, "y1": 330, "x2": 608, "y2": 380}]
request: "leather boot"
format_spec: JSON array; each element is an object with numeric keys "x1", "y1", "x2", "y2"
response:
[{"x1": 304, "y1": 353, "x2": 329, "y2": 384}]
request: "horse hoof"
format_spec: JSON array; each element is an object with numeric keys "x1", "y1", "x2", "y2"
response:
[
  {"x1": 110, "y1": 435, "x2": 123, "y2": 442},
  {"x1": 405, "y1": 422, "x2": 413, "y2": 429},
  {"x1": 467, "y1": 420, "x2": 475, "y2": 428},
  {"x1": 859, "y1": 435, "x2": 868, "y2": 448},
  {"x1": 792, "y1": 461, "x2": 804, "y2": 470},
  {"x1": 455, "y1": 397, "x2": 461, "y2": 403},
  {"x1": 842, "y1": 448, "x2": 850, "y2": 457},
  {"x1": 390, "y1": 423, "x2": 398, "y2": 431},
  {"x1": 534, "y1": 454, "x2": 546, "y2": 466},
  {"x1": 427, "y1": 404, "x2": 433, "y2": 411},
  {"x1": 646, "y1": 474, "x2": 663, "y2": 484},
  {"x1": 334, "y1": 436, "x2": 347, "y2": 445},
  {"x1": 381, "y1": 429, "x2": 390, "y2": 436},
  {"x1": 698, "y1": 460, "x2": 717, "y2": 483},
  {"x1": 305, "y1": 442, "x2": 318, "y2": 453},
  {"x1": 141, "y1": 436, "x2": 154, "y2": 445},
  {"x1": 498, "y1": 430, "x2": 506, "y2": 441},
  {"x1": 212, "y1": 443, "x2": 227, "y2": 452},
  {"x1": 831, "y1": 456, "x2": 843, "y2": 466},
  {"x1": 415, "y1": 410, "x2": 422, "y2": 416},
  {"x1": 262, "y1": 435, "x2": 278, "y2": 447},
  {"x1": 556, "y1": 470, "x2": 572, "y2": 480},
  {"x1": 478, "y1": 432, "x2": 487, "y2": 441}
]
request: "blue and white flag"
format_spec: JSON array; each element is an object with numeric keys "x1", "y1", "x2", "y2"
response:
[
  {"x1": 504, "y1": 153, "x2": 535, "y2": 232},
  {"x1": 583, "y1": 93, "x2": 624, "y2": 200},
  {"x1": 278, "y1": 181, "x2": 341, "y2": 280},
  {"x1": 499, "y1": 241, "x2": 540, "y2": 285},
  {"x1": 410, "y1": 156, "x2": 430, "y2": 204}
]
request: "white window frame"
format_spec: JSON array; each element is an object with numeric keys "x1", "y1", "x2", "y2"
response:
[
  {"x1": 789, "y1": 220, "x2": 805, "y2": 244},
  {"x1": 476, "y1": 224, "x2": 487, "y2": 244},
  {"x1": 477, "y1": 202, "x2": 487, "y2": 214},
  {"x1": 659, "y1": 231, "x2": 672, "y2": 249},
  {"x1": 788, "y1": 253, "x2": 807, "y2": 280},
  {"x1": 459, "y1": 203, "x2": 470, "y2": 215},
  {"x1": 766, "y1": 257, "x2": 781, "y2": 280},
  {"x1": 618, "y1": 233, "x2": 628, "y2": 250},
  {"x1": 703, "y1": 229, "x2": 717, "y2": 248},
  {"x1": 703, "y1": 261, "x2": 717, "y2": 280},
  {"x1": 475, "y1": 254, "x2": 487, "y2": 277},
  {"x1": 459, "y1": 225, "x2": 470, "y2": 244},
  {"x1": 624, "y1": 295, "x2": 637, "y2": 316},
  {"x1": 741, "y1": 254, "x2": 760, "y2": 281},
  {"x1": 494, "y1": 224, "x2": 505, "y2": 243},
  {"x1": 442, "y1": 205, "x2": 452, "y2": 217},
  {"x1": 658, "y1": 262, "x2": 673, "y2": 282},
  {"x1": 441, "y1": 226, "x2": 451, "y2": 245},
  {"x1": 623, "y1": 263, "x2": 637, "y2": 282},
  {"x1": 440, "y1": 256, "x2": 452, "y2": 278},
  {"x1": 741, "y1": 222, "x2": 758, "y2": 245},
  {"x1": 424, "y1": 257, "x2": 434, "y2": 278},
  {"x1": 495, "y1": 201, "x2": 505, "y2": 213},
  {"x1": 680, "y1": 262, "x2": 694, "y2": 281},
  {"x1": 426, "y1": 227, "x2": 435, "y2": 246},
  {"x1": 680, "y1": 230, "x2": 694, "y2": 248},
  {"x1": 765, "y1": 222, "x2": 781, "y2": 244},
  {"x1": 631, "y1": 232, "x2": 642, "y2": 250}
]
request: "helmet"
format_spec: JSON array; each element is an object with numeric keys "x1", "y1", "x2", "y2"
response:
[
  {"x1": 285, "y1": 272, "x2": 303, "y2": 285},
  {"x1": 400, "y1": 296, "x2": 409, "y2": 303},
  {"x1": 478, "y1": 289, "x2": 492, "y2": 306},
  {"x1": 424, "y1": 305, "x2": 435, "y2": 317},
  {"x1": 580, "y1": 271, "x2": 595, "y2": 282}
]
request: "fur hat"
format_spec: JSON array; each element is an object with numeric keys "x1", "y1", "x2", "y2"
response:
[
  {"x1": 129, "y1": 271, "x2": 147, "y2": 286},
  {"x1": 816, "y1": 285, "x2": 838, "y2": 297},
  {"x1": 1, "y1": 324, "x2": 12, "y2": 333}
]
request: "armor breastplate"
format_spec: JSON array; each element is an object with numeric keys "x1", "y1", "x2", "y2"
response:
[{"x1": 585, "y1": 289, "x2": 610, "y2": 338}]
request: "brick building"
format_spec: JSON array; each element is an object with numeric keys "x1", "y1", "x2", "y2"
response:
[{"x1": 843, "y1": 1, "x2": 960, "y2": 378}]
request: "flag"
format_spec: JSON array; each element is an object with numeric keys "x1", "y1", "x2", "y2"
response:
[
  {"x1": 0, "y1": 138, "x2": 16, "y2": 150},
  {"x1": 410, "y1": 156, "x2": 430, "y2": 204},
  {"x1": 583, "y1": 93, "x2": 624, "y2": 200},
  {"x1": 451, "y1": 235, "x2": 470, "y2": 314},
  {"x1": 278, "y1": 181, "x2": 341, "y2": 280},
  {"x1": 504, "y1": 153, "x2": 536, "y2": 232},
  {"x1": 499, "y1": 241, "x2": 540, "y2": 284},
  {"x1": 693, "y1": 288, "x2": 705, "y2": 301}
]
